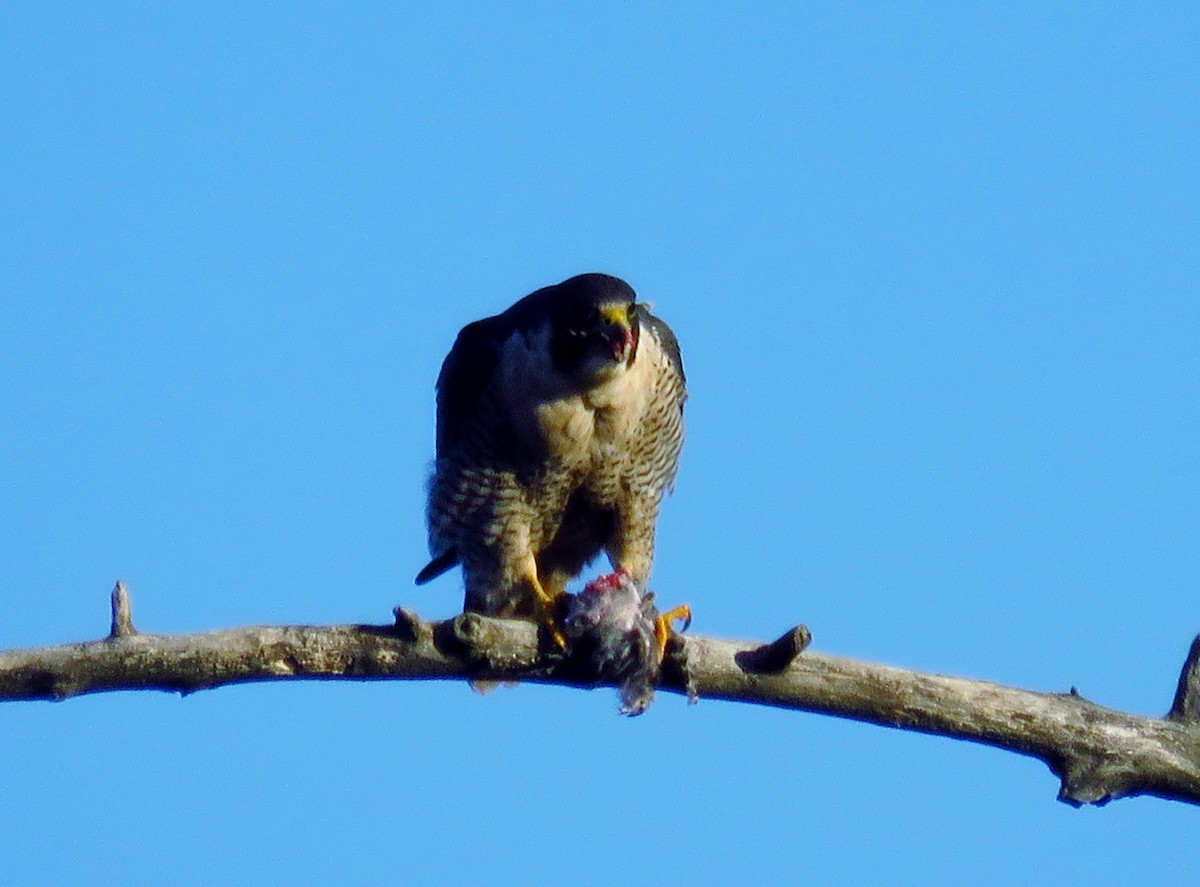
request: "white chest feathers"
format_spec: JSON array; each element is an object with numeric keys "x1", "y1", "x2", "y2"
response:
[{"x1": 497, "y1": 323, "x2": 665, "y2": 465}]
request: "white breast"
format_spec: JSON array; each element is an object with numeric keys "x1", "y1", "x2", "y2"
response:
[{"x1": 496, "y1": 323, "x2": 666, "y2": 465}]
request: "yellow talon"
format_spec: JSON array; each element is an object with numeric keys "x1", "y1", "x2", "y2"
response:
[
  {"x1": 654, "y1": 603, "x2": 692, "y2": 656},
  {"x1": 529, "y1": 573, "x2": 554, "y2": 605},
  {"x1": 545, "y1": 618, "x2": 568, "y2": 650},
  {"x1": 529, "y1": 573, "x2": 568, "y2": 649}
]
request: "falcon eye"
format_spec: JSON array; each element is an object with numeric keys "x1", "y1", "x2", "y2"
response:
[{"x1": 565, "y1": 307, "x2": 597, "y2": 334}]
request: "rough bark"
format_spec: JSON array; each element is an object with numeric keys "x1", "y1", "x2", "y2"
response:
[{"x1": 3, "y1": 583, "x2": 1199, "y2": 808}]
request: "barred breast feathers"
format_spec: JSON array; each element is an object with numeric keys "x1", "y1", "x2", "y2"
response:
[{"x1": 493, "y1": 320, "x2": 676, "y2": 470}]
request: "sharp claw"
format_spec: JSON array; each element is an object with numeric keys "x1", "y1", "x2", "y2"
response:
[
  {"x1": 653, "y1": 604, "x2": 692, "y2": 656},
  {"x1": 525, "y1": 572, "x2": 568, "y2": 649}
]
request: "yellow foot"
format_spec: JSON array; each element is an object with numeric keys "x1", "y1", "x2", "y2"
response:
[
  {"x1": 654, "y1": 604, "x2": 692, "y2": 656},
  {"x1": 543, "y1": 616, "x2": 568, "y2": 650},
  {"x1": 529, "y1": 575, "x2": 568, "y2": 649}
]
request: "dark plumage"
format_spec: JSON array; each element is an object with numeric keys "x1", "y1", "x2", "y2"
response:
[{"x1": 417, "y1": 273, "x2": 686, "y2": 623}]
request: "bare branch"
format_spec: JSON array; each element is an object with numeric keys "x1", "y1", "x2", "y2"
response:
[
  {"x1": 3, "y1": 586, "x2": 1199, "y2": 809},
  {"x1": 687, "y1": 635, "x2": 1200, "y2": 808},
  {"x1": 1168, "y1": 634, "x2": 1200, "y2": 724},
  {"x1": 108, "y1": 581, "x2": 136, "y2": 639},
  {"x1": 734, "y1": 624, "x2": 812, "y2": 674}
]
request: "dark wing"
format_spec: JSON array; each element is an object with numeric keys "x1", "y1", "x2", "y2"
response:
[
  {"x1": 433, "y1": 286, "x2": 556, "y2": 457},
  {"x1": 433, "y1": 314, "x2": 511, "y2": 458},
  {"x1": 418, "y1": 313, "x2": 514, "y2": 586},
  {"x1": 642, "y1": 308, "x2": 686, "y2": 390}
]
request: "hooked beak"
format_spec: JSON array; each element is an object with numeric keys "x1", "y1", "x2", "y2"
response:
[{"x1": 597, "y1": 304, "x2": 640, "y2": 364}]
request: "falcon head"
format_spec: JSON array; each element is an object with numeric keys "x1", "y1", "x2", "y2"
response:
[{"x1": 545, "y1": 273, "x2": 642, "y2": 380}]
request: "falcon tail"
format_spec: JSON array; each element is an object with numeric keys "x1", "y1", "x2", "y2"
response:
[{"x1": 415, "y1": 549, "x2": 459, "y2": 585}]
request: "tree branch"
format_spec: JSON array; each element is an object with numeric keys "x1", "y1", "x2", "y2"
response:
[{"x1": 3, "y1": 584, "x2": 1199, "y2": 808}]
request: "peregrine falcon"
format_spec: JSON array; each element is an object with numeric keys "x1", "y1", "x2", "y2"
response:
[{"x1": 416, "y1": 273, "x2": 686, "y2": 632}]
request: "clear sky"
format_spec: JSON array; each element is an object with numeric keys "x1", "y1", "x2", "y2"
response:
[{"x1": 3, "y1": 4, "x2": 1198, "y2": 884}]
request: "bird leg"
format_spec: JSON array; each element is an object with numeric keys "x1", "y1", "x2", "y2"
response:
[
  {"x1": 527, "y1": 572, "x2": 568, "y2": 649},
  {"x1": 653, "y1": 603, "x2": 692, "y2": 657}
]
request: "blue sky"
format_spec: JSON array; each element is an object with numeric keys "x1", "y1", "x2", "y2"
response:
[{"x1": 2, "y1": 4, "x2": 1198, "y2": 884}]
